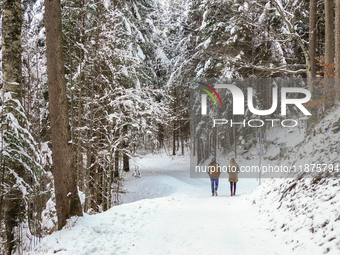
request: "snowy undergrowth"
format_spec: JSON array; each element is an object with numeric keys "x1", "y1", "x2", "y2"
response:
[
  {"x1": 250, "y1": 178, "x2": 340, "y2": 255},
  {"x1": 249, "y1": 105, "x2": 340, "y2": 255}
]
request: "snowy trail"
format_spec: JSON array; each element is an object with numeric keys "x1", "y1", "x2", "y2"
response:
[
  {"x1": 31, "y1": 155, "x2": 294, "y2": 255},
  {"x1": 120, "y1": 170, "x2": 291, "y2": 255}
]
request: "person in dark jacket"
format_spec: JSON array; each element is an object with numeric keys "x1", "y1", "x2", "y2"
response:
[
  {"x1": 207, "y1": 158, "x2": 221, "y2": 196},
  {"x1": 227, "y1": 158, "x2": 240, "y2": 196}
]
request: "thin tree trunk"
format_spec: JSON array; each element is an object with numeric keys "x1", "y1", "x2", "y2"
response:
[
  {"x1": 172, "y1": 121, "x2": 176, "y2": 155},
  {"x1": 2, "y1": 0, "x2": 22, "y2": 102},
  {"x1": 172, "y1": 88, "x2": 177, "y2": 155},
  {"x1": 84, "y1": 76, "x2": 95, "y2": 212},
  {"x1": 325, "y1": 0, "x2": 335, "y2": 109},
  {"x1": 335, "y1": 0, "x2": 340, "y2": 100},
  {"x1": 158, "y1": 123, "x2": 164, "y2": 148},
  {"x1": 325, "y1": 0, "x2": 335, "y2": 76},
  {"x1": 114, "y1": 129, "x2": 120, "y2": 179},
  {"x1": 107, "y1": 158, "x2": 113, "y2": 210},
  {"x1": 44, "y1": 0, "x2": 83, "y2": 230},
  {"x1": 309, "y1": 0, "x2": 317, "y2": 80},
  {"x1": 102, "y1": 166, "x2": 107, "y2": 211},
  {"x1": 76, "y1": 65, "x2": 84, "y2": 190},
  {"x1": 123, "y1": 125, "x2": 130, "y2": 172}
]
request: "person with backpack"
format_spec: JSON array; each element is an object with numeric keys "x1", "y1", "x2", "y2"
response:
[
  {"x1": 227, "y1": 158, "x2": 240, "y2": 196},
  {"x1": 207, "y1": 158, "x2": 221, "y2": 196}
]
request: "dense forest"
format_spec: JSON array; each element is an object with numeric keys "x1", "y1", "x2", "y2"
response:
[{"x1": 0, "y1": 0, "x2": 339, "y2": 254}]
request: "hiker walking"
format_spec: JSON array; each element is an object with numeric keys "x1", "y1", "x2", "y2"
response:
[
  {"x1": 207, "y1": 157, "x2": 221, "y2": 196},
  {"x1": 227, "y1": 158, "x2": 240, "y2": 196}
]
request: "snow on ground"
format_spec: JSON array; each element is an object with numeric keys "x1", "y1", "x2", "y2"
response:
[
  {"x1": 29, "y1": 106, "x2": 340, "y2": 255},
  {"x1": 247, "y1": 106, "x2": 340, "y2": 255},
  {"x1": 250, "y1": 177, "x2": 340, "y2": 255},
  {"x1": 29, "y1": 151, "x2": 337, "y2": 255},
  {"x1": 28, "y1": 153, "x2": 276, "y2": 255}
]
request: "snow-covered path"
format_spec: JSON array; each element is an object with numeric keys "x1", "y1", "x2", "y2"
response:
[
  {"x1": 119, "y1": 169, "x2": 292, "y2": 255},
  {"x1": 30, "y1": 154, "x2": 294, "y2": 255}
]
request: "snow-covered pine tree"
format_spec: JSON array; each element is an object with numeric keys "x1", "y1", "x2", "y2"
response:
[
  {"x1": 59, "y1": 0, "x2": 171, "y2": 212},
  {"x1": 0, "y1": 93, "x2": 44, "y2": 254},
  {"x1": 1, "y1": 2, "x2": 45, "y2": 253}
]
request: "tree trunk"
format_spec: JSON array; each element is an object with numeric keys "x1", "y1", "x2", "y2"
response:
[
  {"x1": 158, "y1": 123, "x2": 164, "y2": 148},
  {"x1": 75, "y1": 8, "x2": 85, "y2": 190},
  {"x1": 2, "y1": 1, "x2": 23, "y2": 253},
  {"x1": 196, "y1": 129, "x2": 201, "y2": 165},
  {"x1": 123, "y1": 125, "x2": 130, "y2": 172},
  {"x1": 44, "y1": 0, "x2": 83, "y2": 230},
  {"x1": 114, "y1": 129, "x2": 120, "y2": 178},
  {"x1": 172, "y1": 88, "x2": 177, "y2": 156},
  {"x1": 2, "y1": 0, "x2": 22, "y2": 102},
  {"x1": 325, "y1": 0, "x2": 335, "y2": 109},
  {"x1": 325, "y1": 0, "x2": 335, "y2": 76},
  {"x1": 309, "y1": 0, "x2": 317, "y2": 80},
  {"x1": 172, "y1": 121, "x2": 176, "y2": 155},
  {"x1": 84, "y1": 79, "x2": 95, "y2": 212},
  {"x1": 335, "y1": 0, "x2": 340, "y2": 100}
]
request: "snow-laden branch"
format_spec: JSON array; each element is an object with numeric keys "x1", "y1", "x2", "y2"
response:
[{"x1": 271, "y1": 0, "x2": 311, "y2": 78}]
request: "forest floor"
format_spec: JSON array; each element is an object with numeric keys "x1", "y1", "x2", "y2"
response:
[{"x1": 30, "y1": 152, "x2": 338, "y2": 255}]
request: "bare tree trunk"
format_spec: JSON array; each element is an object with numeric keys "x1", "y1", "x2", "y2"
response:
[
  {"x1": 196, "y1": 128, "x2": 201, "y2": 164},
  {"x1": 102, "y1": 166, "x2": 107, "y2": 211},
  {"x1": 114, "y1": 128, "x2": 120, "y2": 179},
  {"x1": 309, "y1": 0, "x2": 317, "y2": 80},
  {"x1": 335, "y1": 0, "x2": 340, "y2": 100},
  {"x1": 172, "y1": 88, "x2": 177, "y2": 155},
  {"x1": 325, "y1": 0, "x2": 335, "y2": 75},
  {"x1": 69, "y1": 0, "x2": 75, "y2": 150},
  {"x1": 158, "y1": 123, "x2": 164, "y2": 148},
  {"x1": 122, "y1": 125, "x2": 130, "y2": 172},
  {"x1": 325, "y1": 0, "x2": 335, "y2": 109},
  {"x1": 107, "y1": 160, "x2": 113, "y2": 209},
  {"x1": 45, "y1": 0, "x2": 83, "y2": 230},
  {"x1": 76, "y1": 60, "x2": 84, "y2": 190},
  {"x1": 2, "y1": 0, "x2": 22, "y2": 102},
  {"x1": 84, "y1": 78, "x2": 95, "y2": 212},
  {"x1": 172, "y1": 121, "x2": 176, "y2": 155}
]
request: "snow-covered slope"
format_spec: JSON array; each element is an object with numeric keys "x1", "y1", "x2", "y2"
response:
[
  {"x1": 249, "y1": 106, "x2": 340, "y2": 255},
  {"x1": 250, "y1": 178, "x2": 340, "y2": 255}
]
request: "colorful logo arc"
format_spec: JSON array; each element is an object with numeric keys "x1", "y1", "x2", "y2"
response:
[{"x1": 197, "y1": 82, "x2": 222, "y2": 106}]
